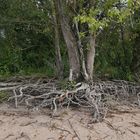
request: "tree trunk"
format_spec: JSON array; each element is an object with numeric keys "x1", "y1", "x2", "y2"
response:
[
  {"x1": 86, "y1": 34, "x2": 96, "y2": 80},
  {"x1": 54, "y1": 4, "x2": 64, "y2": 79},
  {"x1": 75, "y1": 21, "x2": 89, "y2": 81},
  {"x1": 54, "y1": 0, "x2": 80, "y2": 81}
]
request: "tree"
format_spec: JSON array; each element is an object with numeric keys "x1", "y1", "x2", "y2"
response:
[
  {"x1": 54, "y1": 0, "x2": 81, "y2": 81},
  {"x1": 53, "y1": 6, "x2": 64, "y2": 79},
  {"x1": 0, "y1": 0, "x2": 140, "y2": 82},
  {"x1": 54, "y1": 0, "x2": 139, "y2": 81}
]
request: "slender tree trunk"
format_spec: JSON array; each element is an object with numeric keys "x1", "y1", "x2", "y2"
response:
[
  {"x1": 54, "y1": 0, "x2": 80, "y2": 81},
  {"x1": 54, "y1": 9, "x2": 64, "y2": 79},
  {"x1": 86, "y1": 34, "x2": 96, "y2": 80},
  {"x1": 75, "y1": 21, "x2": 89, "y2": 81}
]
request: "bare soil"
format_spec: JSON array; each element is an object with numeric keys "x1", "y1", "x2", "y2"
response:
[{"x1": 0, "y1": 104, "x2": 140, "y2": 140}]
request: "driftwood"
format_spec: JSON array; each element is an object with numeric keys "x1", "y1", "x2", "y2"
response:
[{"x1": 0, "y1": 79, "x2": 140, "y2": 121}]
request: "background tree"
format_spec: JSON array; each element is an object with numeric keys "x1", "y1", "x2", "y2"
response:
[{"x1": 0, "y1": 0, "x2": 140, "y2": 82}]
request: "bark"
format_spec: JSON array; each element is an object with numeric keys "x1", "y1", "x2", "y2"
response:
[
  {"x1": 54, "y1": 6, "x2": 64, "y2": 79},
  {"x1": 86, "y1": 34, "x2": 96, "y2": 80},
  {"x1": 75, "y1": 21, "x2": 89, "y2": 81},
  {"x1": 54, "y1": 0, "x2": 80, "y2": 81}
]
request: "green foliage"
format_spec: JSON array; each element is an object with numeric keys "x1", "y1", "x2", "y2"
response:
[
  {"x1": 0, "y1": 0, "x2": 140, "y2": 81},
  {"x1": 74, "y1": 0, "x2": 140, "y2": 81},
  {"x1": 0, "y1": 91, "x2": 9, "y2": 102},
  {"x1": 0, "y1": 0, "x2": 57, "y2": 77},
  {"x1": 58, "y1": 80, "x2": 76, "y2": 90},
  {"x1": 75, "y1": 13, "x2": 108, "y2": 33},
  {"x1": 75, "y1": 0, "x2": 136, "y2": 33}
]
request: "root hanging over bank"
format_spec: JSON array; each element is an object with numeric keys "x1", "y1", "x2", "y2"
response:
[{"x1": 0, "y1": 79, "x2": 140, "y2": 122}]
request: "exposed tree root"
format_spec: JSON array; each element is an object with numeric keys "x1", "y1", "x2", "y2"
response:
[{"x1": 0, "y1": 79, "x2": 140, "y2": 122}]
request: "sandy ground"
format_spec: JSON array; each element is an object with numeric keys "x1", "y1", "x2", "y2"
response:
[{"x1": 0, "y1": 104, "x2": 140, "y2": 140}]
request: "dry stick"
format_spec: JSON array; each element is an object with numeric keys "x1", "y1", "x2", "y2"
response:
[
  {"x1": 54, "y1": 126, "x2": 72, "y2": 135},
  {"x1": 104, "y1": 120, "x2": 123, "y2": 135},
  {"x1": 0, "y1": 86, "x2": 19, "y2": 91},
  {"x1": 2, "y1": 134, "x2": 14, "y2": 140},
  {"x1": 20, "y1": 120, "x2": 37, "y2": 126},
  {"x1": 68, "y1": 120, "x2": 81, "y2": 140},
  {"x1": 137, "y1": 92, "x2": 140, "y2": 106},
  {"x1": 13, "y1": 88, "x2": 18, "y2": 108},
  {"x1": 17, "y1": 132, "x2": 31, "y2": 140},
  {"x1": 53, "y1": 98, "x2": 57, "y2": 113},
  {"x1": 9, "y1": 86, "x2": 25, "y2": 107},
  {"x1": 0, "y1": 82, "x2": 20, "y2": 87},
  {"x1": 47, "y1": 138, "x2": 55, "y2": 140}
]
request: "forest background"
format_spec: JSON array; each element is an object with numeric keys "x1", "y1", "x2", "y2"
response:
[{"x1": 0, "y1": 0, "x2": 140, "y2": 82}]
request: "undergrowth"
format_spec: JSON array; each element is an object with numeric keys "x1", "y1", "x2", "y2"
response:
[{"x1": 0, "y1": 91, "x2": 10, "y2": 103}]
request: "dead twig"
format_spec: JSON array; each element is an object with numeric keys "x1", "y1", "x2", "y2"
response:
[{"x1": 68, "y1": 120, "x2": 81, "y2": 140}]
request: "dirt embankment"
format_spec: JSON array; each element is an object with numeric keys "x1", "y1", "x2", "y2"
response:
[{"x1": 0, "y1": 104, "x2": 140, "y2": 140}]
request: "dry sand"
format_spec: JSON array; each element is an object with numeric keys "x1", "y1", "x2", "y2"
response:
[{"x1": 0, "y1": 104, "x2": 140, "y2": 140}]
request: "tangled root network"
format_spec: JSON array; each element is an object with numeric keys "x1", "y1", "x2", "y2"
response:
[{"x1": 1, "y1": 79, "x2": 140, "y2": 122}]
